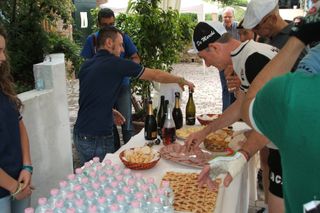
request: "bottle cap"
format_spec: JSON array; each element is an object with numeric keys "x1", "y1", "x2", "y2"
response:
[
  {"x1": 55, "y1": 200, "x2": 64, "y2": 208},
  {"x1": 59, "y1": 180, "x2": 68, "y2": 188},
  {"x1": 50, "y1": 188, "x2": 59, "y2": 196},
  {"x1": 75, "y1": 168, "x2": 82, "y2": 174},
  {"x1": 93, "y1": 157, "x2": 100, "y2": 163},
  {"x1": 38, "y1": 197, "x2": 47, "y2": 205},
  {"x1": 67, "y1": 208, "x2": 76, "y2": 213},
  {"x1": 24, "y1": 208, "x2": 34, "y2": 213},
  {"x1": 98, "y1": 197, "x2": 106, "y2": 204},
  {"x1": 131, "y1": 200, "x2": 141, "y2": 208}
]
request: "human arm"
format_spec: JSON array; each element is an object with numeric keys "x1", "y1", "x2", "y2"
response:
[
  {"x1": 198, "y1": 130, "x2": 269, "y2": 190},
  {"x1": 18, "y1": 120, "x2": 32, "y2": 189},
  {"x1": 185, "y1": 92, "x2": 245, "y2": 149},
  {"x1": 130, "y1": 53, "x2": 140, "y2": 64},
  {"x1": 113, "y1": 109, "x2": 126, "y2": 126},
  {"x1": 0, "y1": 169, "x2": 32, "y2": 200},
  {"x1": 140, "y1": 68, "x2": 195, "y2": 91},
  {"x1": 225, "y1": 65, "x2": 240, "y2": 92}
]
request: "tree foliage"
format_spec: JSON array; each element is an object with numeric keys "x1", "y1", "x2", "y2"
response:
[
  {"x1": 0, "y1": 0, "x2": 79, "y2": 93},
  {"x1": 116, "y1": 0, "x2": 194, "y2": 102}
]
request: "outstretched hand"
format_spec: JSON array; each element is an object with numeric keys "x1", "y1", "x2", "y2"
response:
[
  {"x1": 198, "y1": 165, "x2": 234, "y2": 191},
  {"x1": 178, "y1": 78, "x2": 195, "y2": 92},
  {"x1": 184, "y1": 129, "x2": 207, "y2": 150}
]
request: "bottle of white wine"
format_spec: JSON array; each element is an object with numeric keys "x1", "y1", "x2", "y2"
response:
[
  {"x1": 144, "y1": 100, "x2": 157, "y2": 140},
  {"x1": 186, "y1": 89, "x2": 196, "y2": 125}
]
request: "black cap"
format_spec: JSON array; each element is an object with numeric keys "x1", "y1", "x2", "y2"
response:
[{"x1": 192, "y1": 21, "x2": 227, "y2": 52}]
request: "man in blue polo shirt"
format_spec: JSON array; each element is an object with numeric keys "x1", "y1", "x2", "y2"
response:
[
  {"x1": 74, "y1": 26, "x2": 195, "y2": 165},
  {"x1": 81, "y1": 8, "x2": 140, "y2": 148}
]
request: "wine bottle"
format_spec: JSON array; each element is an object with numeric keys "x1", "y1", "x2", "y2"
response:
[
  {"x1": 157, "y1": 96, "x2": 165, "y2": 136},
  {"x1": 144, "y1": 100, "x2": 157, "y2": 140},
  {"x1": 172, "y1": 92, "x2": 183, "y2": 129},
  {"x1": 160, "y1": 100, "x2": 169, "y2": 138},
  {"x1": 186, "y1": 89, "x2": 196, "y2": 125},
  {"x1": 162, "y1": 104, "x2": 176, "y2": 145}
]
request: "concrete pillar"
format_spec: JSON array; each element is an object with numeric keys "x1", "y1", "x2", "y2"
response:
[{"x1": 18, "y1": 53, "x2": 73, "y2": 207}]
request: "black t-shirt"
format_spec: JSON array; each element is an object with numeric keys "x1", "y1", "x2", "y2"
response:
[
  {"x1": 74, "y1": 50, "x2": 144, "y2": 136},
  {"x1": 0, "y1": 90, "x2": 22, "y2": 198}
]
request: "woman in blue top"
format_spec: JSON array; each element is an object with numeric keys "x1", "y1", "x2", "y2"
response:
[{"x1": 0, "y1": 26, "x2": 33, "y2": 212}]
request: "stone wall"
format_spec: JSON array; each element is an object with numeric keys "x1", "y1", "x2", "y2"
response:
[{"x1": 18, "y1": 54, "x2": 73, "y2": 207}]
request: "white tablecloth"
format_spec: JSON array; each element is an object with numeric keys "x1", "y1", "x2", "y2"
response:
[{"x1": 103, "y1": 122, "x2": 258, "y2": 213}]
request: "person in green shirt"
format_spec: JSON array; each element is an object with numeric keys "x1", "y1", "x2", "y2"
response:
[{"x1": 198, "y1": 11, "x2": 320, "y2": 213}]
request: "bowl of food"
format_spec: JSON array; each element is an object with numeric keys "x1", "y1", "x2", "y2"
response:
[
  {"x1": 119, "y1": 146, "x2": 161, "y2": 170},
  {"x1": 197, "y1": 114, "x2": 220, "y2": 125}
]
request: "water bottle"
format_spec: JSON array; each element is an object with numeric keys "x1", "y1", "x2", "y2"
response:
[
  {"x1": 157, "y1": 188, "x2": 168, "y2": 206},
  {"x1": 140, "y1": 184, "x2": 150, "y2": 200},
  {"x1": 116, "y1": 194, "x2": 128, "y2": 212},
  {"x1": 127, "y1": 178, "x2": 138, "y2": 194},
  {"x1": 104, "y1": 188, "x2": 115, "y2": 205},
  {"x1": 110, "y1": 181, "x2": 120, "y2": 195},
  {"x1": 91, "y1": 157, "x2": 100, "y2": 169},
  {"x1": 97, "y1": 197, "x2": 108, "y2": 213},
  {"x1": 148, "y1": 197, "x2": 163, "y2": 213},
  {"x1": 66, "y1": 208, "x2": 76, "y2": 213},
  {"x1": 74, "y1": 199, "x2": 86, "y2": 213},
  {"x1": 91, "y1": 182, "x2": 101, "y2": 197},
  {"x1": 75, "y1": 168, "x2": 86, "y2": 182},
  {"x1": 147, "y1": 177, "x2": 157, "y2": 197},
  {"x1": 134, "y1": 173, "x2": 145, "y2": 187},
  {"x1": 85, "y1": 190, "x2": 96, "y2": 206},
  {"x1": 105, "y1": 169, "x2": 115, "y2": 183},
  {"x1": 163, "y1": 205, "x2": 175, "y2": 213},
  {"x1": 48, "y1": 188, "x2": 60, "y2": 209},
  {"x1": 64, "y1": 192, "x2": 75, "y2": 208},
  {"x1": 87, "y1": 205, "x2": 98, "y2": 213},
  {"x1": 102, "y1": 159, "x2": 113, "y2": 170},
  {"x1": 67, "y1": 174, "x2": 77, "y2": 191},
  {"x1": 109, "y1": 204, "x2": 125, "y2": 213},
  {"x1": 113, "y1": 164, "x2": 122, "y2": 175},
  {"x1": 122, "y1": 186, "x2": 133, "y2": 203},
  {"x1": 80, "y1": 177, "x2": 91, "y2": 191},
  {"x1": 89, "y1": 171, "x2": 98, "y2": 183},
  {"x1": 53, "y1": 200, "x2": 66, "y2": 213},
  {"x1": 73, "y1": 185, "x2": 85, "y2": 200},
  {"x1": 123, "y1": 169, "x2": 133, "y2": 184},
  {"x1": 34, "y1": 66, "x2": 45, "y2": 91},
  {"x1": 162, "y1": 181, "x2": 174, "y2": 206},
  {"x1": 98, "y1": 175, "x2": 108, "y2": 189},
  {"x1": 25, "y1": 207, "x2": 35, "y2": 213},
  {"x1": 82, "y1": 162, "x2": 92, "y2": 176},
  {"x1": 59, "y1": 180, "x2": 69, "y2": 197},
  {"x1": 35, "y1": 197, "x2": 49, "y2": 213},
  {"x1": 127, "y1": 201, "x2": 145, "y2": 213}
]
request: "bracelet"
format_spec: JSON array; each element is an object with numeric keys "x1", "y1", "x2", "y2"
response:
[
  {"x1": 238, "y1": 149, "x2": 251, "y2": 161},
  {"x1": 22, "y1": 165, "x2": 33, "y2": 174},
  {"x1": 11, "y1": 182, "x2": 24, "y2": 199}
]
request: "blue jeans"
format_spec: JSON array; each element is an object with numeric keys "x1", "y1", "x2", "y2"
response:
[
  {"x1": 114, "y1": 83, "x2": 133, "y2": 144},
  {"x1": 0, "y1": 195, "x2": 30, "y2": 213},
  {"x1": 73, "y1": 129, "x2": 116, "y2": 166},
  {"x1": 219, "y1": 70, "x2": 236, "y2": 112}
]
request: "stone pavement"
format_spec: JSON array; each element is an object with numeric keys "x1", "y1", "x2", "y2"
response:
[{"x1": 66, "y1": 62, "x2": 265, "y2": 212}]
